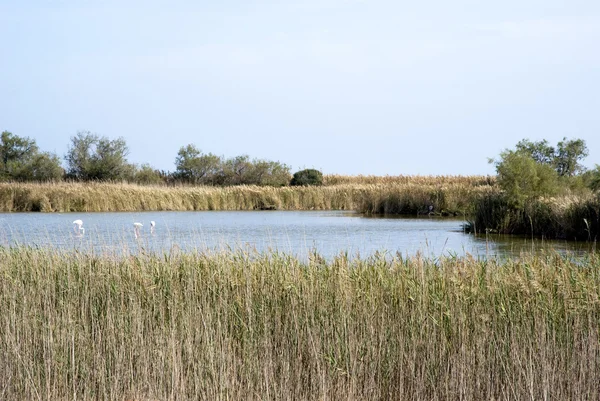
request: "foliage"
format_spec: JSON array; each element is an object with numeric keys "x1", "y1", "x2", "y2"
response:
[
  {"x1": 174, "y1": 144, "x2": 291, "y2": 186},
  {"x1": 583, "y1": 165, "x2": 600, "y2": 193},
  {"x1": 221, "y1": 155, "x2": 291, "y2": 186},
  {"x1": 133, "y1": 163, "x2": 164, "y2": 185},
  {"x1": 290, "y1": 168, "x2": 323, "y2": 186},
  {"x1": 468, "y1": 192, "x2": 599, "y2": 240},
  {"x1": 221, "y1": 154, "x2": 253, "y2": 185},
  {"x1": 515, "y1": 139, "x2": 555, "y2": 165},
  {"x1": 0, "y1": 131, "x2": 63, "y2": 182},
  {"x1": 65, "y1": 131, "x2": 131, "y2": 181},
  {"x1": 514, "y1": 137, "x2": 589, "y2": 177},
  {"x1": 494, "y1": 150, "x2": 560, "y2": 208},
  {"x1": 11, "y1": 152, "x2": 64, "y2": 181},
  {"x1": 555, "y1": 137, "x2": 588, "y2": 177},
  {"x1": 237, "y1": 158, "x2": 291, "y2": 186},
  {"x1": 174, "y1": 144, "x2": 222, "y2": 185}
]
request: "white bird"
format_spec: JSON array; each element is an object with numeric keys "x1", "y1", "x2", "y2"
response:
[
  {"x1": 150, "y1": 221, "x2": 156, "y2": 234},
  {"x1": 73, "y1": 219, "x2": 84, "y2": 235},
  {"x1": 133, "y1": 222, "x2": 143, "y2": 239}
]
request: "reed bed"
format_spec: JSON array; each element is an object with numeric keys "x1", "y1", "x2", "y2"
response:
[
  {"x1": 355, "y1": 183, "x2": 498, "y2": 215},
  {"x1": 1, "y1": 247, "x2": 599, "y2": 400},
  {"x1": 323, "y1": 174, "x2": 496, "y2": 187},
  {"x1": 470, "y1": 192, "x2": 600, "y2": 240},
  {"x1": 0, "y1": 181, "x2": 496, "y2": 214}
]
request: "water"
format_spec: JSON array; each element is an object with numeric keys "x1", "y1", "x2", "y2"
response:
[{"x1": 0, "y1": 211, "x2": 594, "y2": 259}]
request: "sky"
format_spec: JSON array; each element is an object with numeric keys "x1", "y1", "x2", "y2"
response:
[{"x1": 1, "y1": 0, "x2": 599, "y2": 176}]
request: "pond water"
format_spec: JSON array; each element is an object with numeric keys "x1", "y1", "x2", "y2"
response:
[{"x1": 0, "y1": 211, "x2": 595, "y2": 259}]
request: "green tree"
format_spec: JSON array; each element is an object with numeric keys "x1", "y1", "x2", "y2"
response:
[
  {"x1": 1, "y1": 131, "x2": 63, "y2": 181},
  {"x1": 64, "y1": 131, "x2": 97, "y2": 180},
  {"x1": 584, "y1": 165, "x2": 600, "y2": 192},
  {"x1": 133, "y1": 164, "x2": 164, "y2": 185},
  {"x1": 290, "y1": 169, "x2": 323, "y2": 186},
  {"x1": 12, "y1": 152, "x2": 64, "y2": 181},
  {"x1": 248, "y1": 159, "x2": 291, "y2": 186},
  {"x1": 222, "y1": 155, "x2": 253, "y2": 185},
  {"x1": 494, "y1": 150, "x2": 559, "y2": 208},
  {"x1": 65, "y1": 131, "x2": 131, "y2": 181},
  {"x1": 555, "y1": 137, "x2": 588, "y2": 177},
  {"x1": 1, "y1": 131, "x2": 38, "y2": 179},
  {"x1": 513, "y1": 137, "x2": 588, "y2": 177},
  {"x1": 515, "y1": 139, "x2": 555, "y2": 165},
  {"x1": 174, "y1": 144, "x2": 222, "y2": 184}
]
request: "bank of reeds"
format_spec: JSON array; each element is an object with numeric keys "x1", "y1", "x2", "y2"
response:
[
  {"x1": 0, "y1": 181, "x2": 496, "y2": 214},
  {"x1": 355, "y1": 182, "x2": 498, "y2": 215},
  {"x1": 323, "y1": 174, "x2": 496, "y2": 186},
  {"x1": 1, "y1": 248, "x2": 599, "y2": 400},
  {"x1": 469, "y1": 192, "x2": 600, "y2": 241}
]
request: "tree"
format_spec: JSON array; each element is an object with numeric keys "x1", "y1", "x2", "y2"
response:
[
  {"x1": 65, "y1": 131, "x2": 131, "y2": 181},
  {"x1": 133, "y1": 164, "x2": 164, "y2": 185},
  {"x1": 493, "y1": 150, "x2": 559, "y2": 208},
  {"x1": 174, "y1": 144, "x2": 222, "y2": 184},
  {"x1": 222, "y1": 155, "x2": 253, "y2": 185},
  {"x1": 515, "y1": 139, "x2": 555, "y2": 165},
  {"x1": 1, "y1": 131, "x2": 63, "y2": 182},
  {"x1": 12, "y1": 152, "x2": 64, "y2": 181},
  {"x1": 248, "y1": 159, "x2": 291, "y2": 186},
  {"x1": 584, "y1": 165, "x2": 600, "y2": 193},
  {"x1": 290, "y1": 169, "x2": 323, "y2": 186},
  {"x1": 1, "y1": 131, "x2": 38, "y2": 179},
  {"x1": 512, "y1": 137, "x2": 588, "y2": 177},
  {"x1": 555, "y1": 137, "x2": 588, "y2": 177},
  {"x1": 65, "y1": 131, "x2": 97, "y2": 180}
]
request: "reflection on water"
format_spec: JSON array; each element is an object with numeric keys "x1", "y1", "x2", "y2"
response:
[
  {"x1": 472, "y1": 232, "x2": 597, "y2": 258},
  {"x1": 0, "y1": 211, "x2": 595, "y2": 260}
]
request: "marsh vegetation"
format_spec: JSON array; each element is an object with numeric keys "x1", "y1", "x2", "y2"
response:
[
  {"x1": 0, "y1": 177, "x2": 495, "y2": 215},
  {"x1": 1, "y1": 248, "x2": 599, "y2": 400}
]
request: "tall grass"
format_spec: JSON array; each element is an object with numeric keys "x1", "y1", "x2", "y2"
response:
[
  {"x1": 1, "y1": 247, "x2": 599, "y2": 400},
  {"x1": 323, "y1": 174, "x2": 496, "y2": 186},
  {"x1": 0, "y1": 180, "x2": 496, "y2": 214},
  {"x1": 470, "y1": 192, "x2": 600, "y2": 240},
  {"x1": 355, "y1": 183, "x2": 498, "y2": 215}
]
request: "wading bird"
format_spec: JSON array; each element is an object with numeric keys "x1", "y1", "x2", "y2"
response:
[
  {"x1": 150, "y1": 221, "x2": 156, "y2": 234},
  {"x1": 73, "y1": 219, "x2": 84, "y2": 235},
  {"x1": 133, "y1": 222, "x2": 143, "y2": 239}
]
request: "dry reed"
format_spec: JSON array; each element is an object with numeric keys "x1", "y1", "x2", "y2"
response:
[
  {"x1": 1, "y1": 247, "x2": 599, "y2": 400},
  {"x1": 0, "y1": 180, "x2": 497, "y2": 214}
]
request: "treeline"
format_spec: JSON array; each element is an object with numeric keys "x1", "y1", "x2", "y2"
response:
[{"x1": 1, "y1": 130, "x2": 323, "y2": 187}]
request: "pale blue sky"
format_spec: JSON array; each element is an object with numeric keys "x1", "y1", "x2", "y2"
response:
[{"x1": 1, "y1": 0, "x2": 599, "y2": 175}]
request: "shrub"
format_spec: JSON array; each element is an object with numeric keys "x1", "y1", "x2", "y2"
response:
[
  {"x1": 290, "y1": 169, "x2": 323, "y2": 186},
  {"x1": 494, "y1": 150, "x2": 560, "y2": 208}
]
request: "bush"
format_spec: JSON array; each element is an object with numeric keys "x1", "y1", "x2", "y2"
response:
[
  {"x1": 133, "y1": 164, "x2": 164, "y2": 185},
  {"x1": 290, "y1": 169, "x2": 323, "y2": 186},
  {"x1": 494, "y1": 150, "x2": 560, "y2": 208}
]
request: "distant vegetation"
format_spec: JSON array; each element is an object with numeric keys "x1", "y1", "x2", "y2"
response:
[
  {"x1": 0, "y1": 131, "x2": 63, "y2": 182},
  {"x1": 1, "y1": 130, "x2": 294, "y2": 186},
  {"x1": 468, "y1": 138, "x2": 600, "y2": 240},
  {"x1": 3, "y1": 128, "x2": 600, "y2": 241},
  {"x1": 0, "y1": 179, "x2": 493, "y2": 213},
  {"x1": 2, "y1": 248, "x2": 599, "y2": 399},
  {"x1": 290, "y1": 168, "x2": 323, "y2": 186}
]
